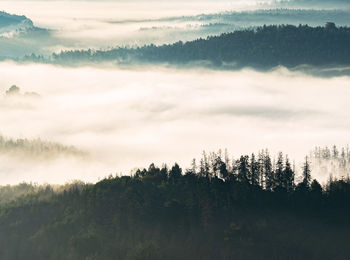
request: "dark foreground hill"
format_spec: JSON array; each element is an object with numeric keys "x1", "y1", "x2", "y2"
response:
[
  {"x1": 49, "y1": 23, "x2": 350, "y2": 70},
  {"x1": 1, "y1": 151, "x2": 350, "y2": 259}
]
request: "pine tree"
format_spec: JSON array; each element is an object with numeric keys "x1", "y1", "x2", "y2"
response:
[
  {"x1": 201, "y1": 151, "x2": 210, "y2": 178},
  {"x1": 250, "y1": 153, "x2": 259, "y2": 186},
  {"x1": 302, "y1": 156, "x2": 311, "y2": 188},
  {"x1": 275, "y1": 152, "x2": 284, "y2": 189},
  {"x1": 264, "y1": 151, "x2": 274, "y2": 191},
  {"x1": 284, "y1": 156, "x2": 295, "y2": 192},
  {"x1": 191, "y1": 158, "x2": 197, "y2": 175},
  {"x1": 169, "y1": 163, "x2": 182, "y2": 183},
  {"x1": 224, "y1": 148, "x2": 231, "y2": 172},
  {"x1": 258, "y1": 151, "x2": 265, "y2": 188},
  {"x1": 237, "y1": 155, "x2": 250, "y2": 184},
  {"x1": 332, "y1": 145, "x2": 339, "y2": 158},
  {"x1": 199, "y1": 158, "x2": 206, "y2": 178},
  {"x1": 219, "y1": 160, "x2": 228, "y2": 180}
]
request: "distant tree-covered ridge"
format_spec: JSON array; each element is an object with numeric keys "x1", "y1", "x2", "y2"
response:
[
  {"x1": 0, "y1": 11, "x2": 33, "y2": 30},
  {"x1": 0, "y1": 135, "x2": 86, "y2": 159},
  {"x1": 278, "y1": 0, "x2": 350, "y2": 6},
  {"x1": 312, "y1": 145, "x2": 350, "y2": 179},
  {"x1": 45, "y1": 23, "x2": 350, "y2": 69},
  {"x1": 1, "y1": 149, "x2": 350, "y2": 259}
]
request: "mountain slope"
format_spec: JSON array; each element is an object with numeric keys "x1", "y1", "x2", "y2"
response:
[{"x1": 0, "y1": 11, "x2": 34, "y2": 35}]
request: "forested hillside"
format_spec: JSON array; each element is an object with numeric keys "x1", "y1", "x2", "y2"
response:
[
  {"x1": 49, "y1": 23, "x2": 350, "y2": 69},
  {"x1": 1, "y1": 151, "x2": 350, "y2": 259}
]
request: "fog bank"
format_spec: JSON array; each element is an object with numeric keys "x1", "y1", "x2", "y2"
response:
[
  {"x1": 0, "y1": 62, "x2": 349, "y2": 184},
  {"x1": 0, "y1": 0, "x2": 271, "y2": 53}
]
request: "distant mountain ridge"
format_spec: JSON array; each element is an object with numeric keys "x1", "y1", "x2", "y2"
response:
[
  {"x1": 277, "y1": 0, "x2": 350, "y2": 8},
  {"x1": 49, "y1": 23, "x2": 350, "y2": 71},
  {"x1": 0, "y1": 11, "x2": 34, "y2": 35},
  {"x1": 0, "y1": 11, "x2": 52, "y2": 58}
]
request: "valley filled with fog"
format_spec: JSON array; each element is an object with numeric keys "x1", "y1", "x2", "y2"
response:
[
  {"x1": 2, "y1": 1, "x2": 350, "y2": 56},
  {"x1": 0, "y1": 0, "x2": 350, "y2": 184},
  {"x1": 0, "y1": 62, "x2": 349, "y2": 184},
  {"x1": 2, "y1": 1, "x2": 350, "y2": 260}
]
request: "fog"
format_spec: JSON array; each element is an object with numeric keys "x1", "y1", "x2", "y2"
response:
[
  {"x1": 0, "y1": 0, "x2": 275, "y2": 54},
  {"x1": 0, "y1": 61, "x2": 348, "y2": 184},
  {"x1": 0, "y1": 0, "x2": 349, "y2": 185},
  {"x1": 2, "y1": 0, "x2": 350, "y2": 57}
]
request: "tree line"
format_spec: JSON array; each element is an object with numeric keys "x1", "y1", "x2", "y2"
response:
[
  {"x1": 0, "y1": 135, "x2": 86, "y2": 159},
  {"x1": 135, "y1": 150, "x2": 312, "y2": 194},
  {"x1": 39, "y1": 23, "x2": 350, "y2": 69},
  {"x1": 0, "y1": 149, "x2": 350, "y2": 259}
]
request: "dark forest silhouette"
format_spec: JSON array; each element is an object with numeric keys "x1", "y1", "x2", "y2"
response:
[
  {"x1": 0, "y1": 149, "x2": 350, "y2": 259},
  {"x1": 44, "y1": 23, "x2": 350, "y2": 70}
]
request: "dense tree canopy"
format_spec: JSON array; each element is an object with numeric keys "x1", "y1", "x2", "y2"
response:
[
  {"x1": 47, "y1": 24, "x2": 350, "y2": 69},
  {"x1": 0, "y1": 150, "x2": 350, "y2": 259}
]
